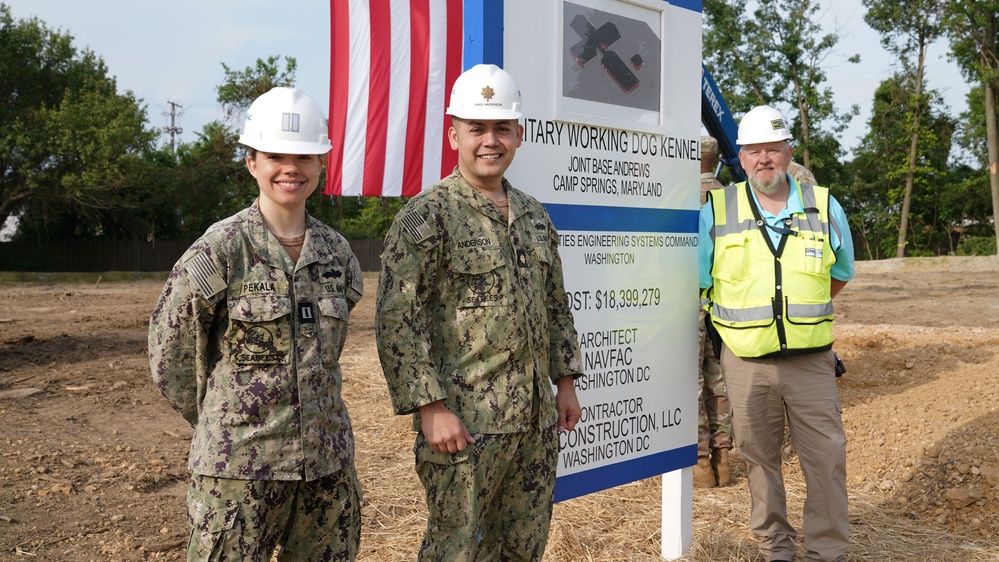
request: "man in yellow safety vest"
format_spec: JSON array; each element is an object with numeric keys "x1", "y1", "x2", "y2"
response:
[{"x1": 698, "y1": 105, "x2": 855, "y2": 562}]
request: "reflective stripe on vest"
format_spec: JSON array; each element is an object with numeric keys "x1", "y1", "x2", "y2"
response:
[{"x1": 706, "y1": 181, "x2": 836, "y2": 357}]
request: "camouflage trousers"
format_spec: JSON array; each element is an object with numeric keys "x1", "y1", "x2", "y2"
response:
[
  {"x1": 186, "y1": 466, "x2": 361, "y2": 562},
  {"x1": 698, "y1": 308, "x2": 733, "y2": 458},
  {"x1": 414, "y1": 423, "x2": 558, "y2": 562}
]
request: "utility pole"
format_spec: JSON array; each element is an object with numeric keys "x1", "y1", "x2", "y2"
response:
[{"x1": 164, "y1": 100, "x2": 184, "y2": 153}]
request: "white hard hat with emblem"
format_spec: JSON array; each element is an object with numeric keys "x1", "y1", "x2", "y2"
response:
[
  {"x1": 446, "y1": 64, "x2": 523, "y2": 120},
  {"x1": 238, "y1": 87, "x2": 333, "y2": 154},
  {"x1": 736, "y1": 105, "x2": 794, "y2": 145}
]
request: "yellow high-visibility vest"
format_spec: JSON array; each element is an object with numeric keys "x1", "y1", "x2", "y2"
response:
[{"x1": 703, "y1": 182, "x2": 837, "y2": 358}]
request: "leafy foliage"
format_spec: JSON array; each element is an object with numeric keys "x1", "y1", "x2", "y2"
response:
[
  {"x1": 864, "y1": 0, "x2": 946, "y2": 256},
  {"x1": 217, "y1": 55, "x2": 297, "y2": 126},
  {"x1": 702, "y1": 0, "x2": 859, "y2": 169},
  {"x1": 843, "y1": 73, "x2": 958, "y2": 258},
  {"x1": 0, "y1": 4, "x2": 155, "y2": 240},
  {"x1": 314, "y1": 196, "x2": 407, "y2": 240},
  {"x1": 956, "y1": 234, "x2": 997, "y2": 255},
  {"x1": 944, "y1": 2, "x2": 999, "y2": 253}
]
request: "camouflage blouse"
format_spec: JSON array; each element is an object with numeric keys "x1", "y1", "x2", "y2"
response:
[
  {"x1": 375, "y1": 169, "x2": 582, "y2": 434},
  {"x1": 148, "y1": 201, "x2": 363, "y2": 481}
]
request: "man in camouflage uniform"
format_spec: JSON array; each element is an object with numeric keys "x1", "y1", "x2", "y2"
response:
[
  {"x1": 375, "y1": 64, "x2": 582, "y2": 561},
  {"x1": 148, "y1": 88, "x2": 363, "y2": 561},
  {"x1": 696, "y1": 136, "x2": 734, "y2": 488}
]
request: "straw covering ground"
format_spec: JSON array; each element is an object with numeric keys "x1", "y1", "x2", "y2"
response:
[{"x1": 1, "y1": 257, "x2": 998, "y2": 561}]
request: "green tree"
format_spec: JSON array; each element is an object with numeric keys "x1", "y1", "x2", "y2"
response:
[
  {"x1": 703, "y1": 0, "x2": 777, "y2": 112},
  {"x1": 844, "y1": 73, "x2": 956, "y2": 258},
  {"x1": 314, "y1": 196, "x2": 406, "y2": 239},
  {"x1": 145, "y1": 119, "x2": 292, "y2": 245},
  {"x1": 167, "y1": 121, "x2": 257, "y2": 239},
  {"x1": 948, "y1": 86, "x2": 999, "y2": 253},
  {"x1": 955, "y1": 85, "x2": 990, "y2": 162},
  {"x1": 217, "y1": 55, "x2": 297, "y2": 126},
  {"x1": 703, "y1": 0, "x2": 859, "y2": 169},
  {"x1": 865, "y1": 0, "x2": 945, "y2": 257},
  {"x1": 138, "y1": 55, "x2": 301, "y2": 243},
  {"x1": 945, "y1": 2, "x2": 999, "y2": 254},
  {"x1": 795, "y1": 125, "x2": 849, "y2": 186},
  {"x1": 0, "y1": 4, "x2": 155, "y2": 239},
  {"x1": 145, "y1": 56, "x2": 300, "y2": 242}
]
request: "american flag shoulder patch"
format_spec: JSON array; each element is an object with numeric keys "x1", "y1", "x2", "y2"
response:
[
  {"x1": 399, "y1": 213, "x2": 432, "y2": 244},
  {"x1": 184, "y1": 251, "x2": 226, "y2": 298}
]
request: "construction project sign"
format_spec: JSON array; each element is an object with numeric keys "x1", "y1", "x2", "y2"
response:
[{"x1": 478, "y1": 0, "x2": 702, "y2": 505}]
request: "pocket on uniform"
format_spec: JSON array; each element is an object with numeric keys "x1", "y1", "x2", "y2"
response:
[
  {"x1": 451, "y1": 246, "x2": 507, "y2": 307},
  {"x1": 534, "y1": 244, "x2": 553, "y2": 266},
  {"x1": 186, "y1": 486, "x2": 239, "y2": 560},
  {"x1": 785, "y1": 279, "x2": 834, "y2": 326},
  {"x1": 228, "y1": 293, "x2": 292, "y2": 366},
  {"x1": 799, "y1": 235, "x2": 826, "y2": 274},
  {"x1": 317, "y1": 295, "x2": 348, "y2": 320},
  {"x1": 413, "y1": 434, "x2": 472, "y2": 531},
  {"x1": 789, "y1": 270, "x2": 831, "y2": 301},
  {"x1": 713, "y1": 235, "x2": 753, "y2": 283},
  {"x1": 317, "y1": 296, "x2": 348, "y2": 364}
]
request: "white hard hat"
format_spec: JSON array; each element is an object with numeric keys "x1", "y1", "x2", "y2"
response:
[
  {"x1": 238, "y1": 87, "x2": 333, "y2": 154},
  {"x1": 736, "y1": 105, "x2": 793, "y2": 145},
  {"x1": 446, "y1": 64, "x2": 523, "y2": 120}
]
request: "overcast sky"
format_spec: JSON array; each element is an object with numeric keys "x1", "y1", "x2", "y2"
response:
[{"x1": 7, "y1": 0, "x2": 970, "y2": 157}]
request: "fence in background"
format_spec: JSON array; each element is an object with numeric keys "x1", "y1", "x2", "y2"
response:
[{"x1": 0, "y1": 239, "x2": 384, "y2": 273}]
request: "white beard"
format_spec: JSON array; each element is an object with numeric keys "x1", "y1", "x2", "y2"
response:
[{"x1": 749, "y1": 170, "x2": 784, "y2": 194}]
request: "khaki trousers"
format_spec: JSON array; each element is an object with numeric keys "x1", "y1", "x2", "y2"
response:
[{"x1": 721, "y1": 345, "x2": 848, "y2": 562}]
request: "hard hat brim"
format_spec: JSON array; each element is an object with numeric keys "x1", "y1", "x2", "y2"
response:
[
  {"x1": 238, "y1": 136, "x2": 333, "y2": 155},
  {"x1": 735, "y1": 135, "x2": 793, "y2": 145},
  {"x1": 446, "y1": 107, "x2": 524, "y2": 120}
]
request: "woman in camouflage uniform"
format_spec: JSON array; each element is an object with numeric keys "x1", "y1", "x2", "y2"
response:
[{"x1": 148, "y1": 87, "x2": 363, "y2": 562}]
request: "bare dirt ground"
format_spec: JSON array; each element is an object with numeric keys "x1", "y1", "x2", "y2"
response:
[{"x1": 1, "y1": 257, "x2": 998, "y2": 561}]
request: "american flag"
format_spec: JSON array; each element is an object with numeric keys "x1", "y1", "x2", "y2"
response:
[{"x1": 326, "y1": 0, "x2": 464, "y2": 197}]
